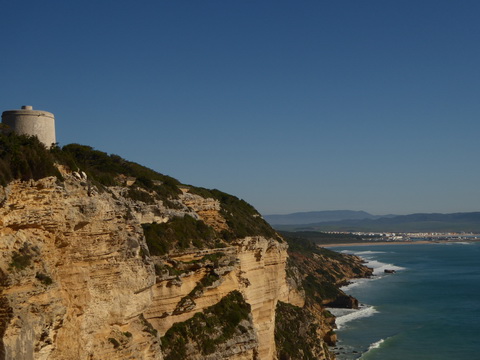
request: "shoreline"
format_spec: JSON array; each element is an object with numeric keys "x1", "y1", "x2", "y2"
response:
[
  {"x1": 327, "y1": 242, "x2": 480, "y2": 359},
  {"x1": 321, "y1": 239, "x2": 480, "y2": 247}
]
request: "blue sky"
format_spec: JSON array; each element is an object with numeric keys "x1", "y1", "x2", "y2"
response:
[{"x1": 2, "y1": 1, "x2": 480, "y2": 215}]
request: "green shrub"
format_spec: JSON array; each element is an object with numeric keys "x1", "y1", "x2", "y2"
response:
[
  {"x1": 127, "y1": 188, "x2": 156, "y2": 204},
  {"x1": 0, "y1": 132, "x2": 61, "y2": 185},
  {"x1": 35, "y1": 272, "x2": 53, "y2": 285},
  {"x1": 142, "y1": 216, "x2": 217, "y2": 255},
  {"x1": 108, "y1": 337, "x2": 120, "y2": 349},
  {"x1": 198, "y1": 252, "x2": 225, "y2": 267},
  {"x1": 58, "y1": 143, "x2": 182, "y2": 200},
  {"x1": 9, "y1": 252, "x2": 31, "y2": 270}
]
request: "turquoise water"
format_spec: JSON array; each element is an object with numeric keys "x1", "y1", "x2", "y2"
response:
[{"x1": 329, "y1": 242, "x2": 480, "y2": 360}]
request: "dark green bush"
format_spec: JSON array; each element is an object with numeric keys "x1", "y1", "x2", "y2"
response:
[
  {"x1": 9, "y1": 252, "x2": 32, "y2": 271},
  {"x1": 35, "y1": 273, "x2": 53, "y2": 285},
  {"x1": 108, "y1": 337, "x2": 120, "y2": 349},
  {"x1": 58, "y1": 143, "x2": 182, "y2": 200},
  {"x1": 127, "y1": 188, "x2": 156, "y2": 204},
  {"x1": 142, "y1": 216, "x2": 217, "y2": 255},
  {"x1": 0, "y1": 132, "x2": 61, "y2": 185}
]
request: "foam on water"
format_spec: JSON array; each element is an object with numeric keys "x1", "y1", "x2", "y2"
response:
[
  {"x1": 340, "y1": 277, "x2": 375, "y2": 291},
  {"x1": 340, "y1": 249, "x2": 406, "y2": 276},
  {"x1": 366, "y1": 338, "x2": 384, "y2": 350},
  {"x1": 339, "y1": 255, "x2": 406, "y2": 292},
  {"x1": 365, "y1": 260, "x2": 405, "y2": 275},
  {"x1": 357, "y1": 338, "x2": 388, "y2": 359},
  {"x1": 442, "y1": 241, "x2": 473, "y2": 245},
  {"x1": 348, "y1": 250, "x2": 387, "y2": 255},
  {"x1": 329, "y1": 305, "x2": 378, "y2": 330}
]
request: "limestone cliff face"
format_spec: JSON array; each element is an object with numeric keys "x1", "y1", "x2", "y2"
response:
[
  {"x1": 0, "y1": 176, "x2": 158, "y2": 360},
  {"x1": 146, "y1": 236, "x2": 291, "y2": 359},
  {"x1": 0, "y1": 174, "x2": 298, "y2": 360}
]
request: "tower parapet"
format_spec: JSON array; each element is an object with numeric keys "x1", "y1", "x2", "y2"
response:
[{"x1": 1, "y1": 105, "x2": 56, "y2": 147}]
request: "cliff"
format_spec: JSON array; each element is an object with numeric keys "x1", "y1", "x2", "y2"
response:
[{"x1": 0, "y1": 134, "x2": 372, "y2": 360}]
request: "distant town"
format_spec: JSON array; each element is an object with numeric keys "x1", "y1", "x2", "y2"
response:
[{"x1": 331, "y1": 231, "x2": 480, "y2": 243}]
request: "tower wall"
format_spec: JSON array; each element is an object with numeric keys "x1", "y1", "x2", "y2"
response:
[{"x1": 1, "y1": 106, "x2": 56, "y2": 147}]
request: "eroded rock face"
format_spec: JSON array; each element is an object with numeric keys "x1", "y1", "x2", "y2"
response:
[
  {"x1": 147, "y1": 236, "x2": 293, "y2": 359},
  {"x1": 179, "y1": 192, "x2": 228, "y2": 232},
  {"x1": 0, "y1": 175, "x2": 299, "y2": 360}
]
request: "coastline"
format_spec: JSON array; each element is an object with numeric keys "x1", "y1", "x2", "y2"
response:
[
  {"x1": 328, "y1": 242, "x2": 480, "y2": 360},
  {"x1": 320, "y1": 239, "x2": 480, "y2": 247}
]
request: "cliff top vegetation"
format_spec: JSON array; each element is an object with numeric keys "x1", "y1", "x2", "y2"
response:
[{"x1": 0, "y1": 132, "x2": 278, "y2": 244}]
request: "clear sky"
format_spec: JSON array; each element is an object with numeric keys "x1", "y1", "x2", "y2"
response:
[{"x1": 2, "y1": 1, "x2": 480, "y2": 215}]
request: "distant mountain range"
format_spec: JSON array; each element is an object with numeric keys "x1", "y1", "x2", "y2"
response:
[
  {"x1": 264, "y1": 210, "x2": 379, "y2": 225},
  {"x1": 264, "y1": 211, "x2": 480, "y2": 232}
]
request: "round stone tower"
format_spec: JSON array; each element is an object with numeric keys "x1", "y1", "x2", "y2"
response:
[{"x1": 1, "y1": 105, "x2": 56, "y2": 147}]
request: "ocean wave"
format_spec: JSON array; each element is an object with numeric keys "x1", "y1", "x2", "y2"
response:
[
  {"x1": 339, "y1": 250, "x2": 389, "y2": 256},
  {"x1": 352, "y1": 250, "x2": 388, "y2": 255},
  {"x1": 342, "y1": 259, "x2": 406, "y2": 283},
  {"x1": 365, "y1": 260, "x2": 405, "y2": 275},
  {"x1": 340, "y1": 249, "x2": 356, "y2": 254},
  {"x1": 340, "y1": 277, "x2": 375, "y2": 291},
  {"x1": 367, "y1": 338, "x2": 384, "y2": 350},
  {"x1": 340, "y1": 258, "x2": 405, "y2": 291},
  {"x1": 357, "y1": 336, "x2": 393, "y2": 359},
  {"x1": 442, "y1": 241, "x2": 473, "y2": 245},
  {"x1": 351, "y1": 249, "x2": 405, "y2": 271},
  {"x1": 339, "y1": 250, "x2": 405, "y2": 275},
  {"x1": 330, "y1": 305, "x2": 378, "y2": 330}
]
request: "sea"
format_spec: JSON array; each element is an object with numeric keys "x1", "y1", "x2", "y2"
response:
[{"x1": 328, "y1": 242, "x2": 480, "y2": 360}]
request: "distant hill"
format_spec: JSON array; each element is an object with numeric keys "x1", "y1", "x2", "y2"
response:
[
  {"x1": 263, "y1": 210, "x2": 376, "y2": 225},
  {"x1": 269, "y1": 212, "x2": 480, "y2": 233}
]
